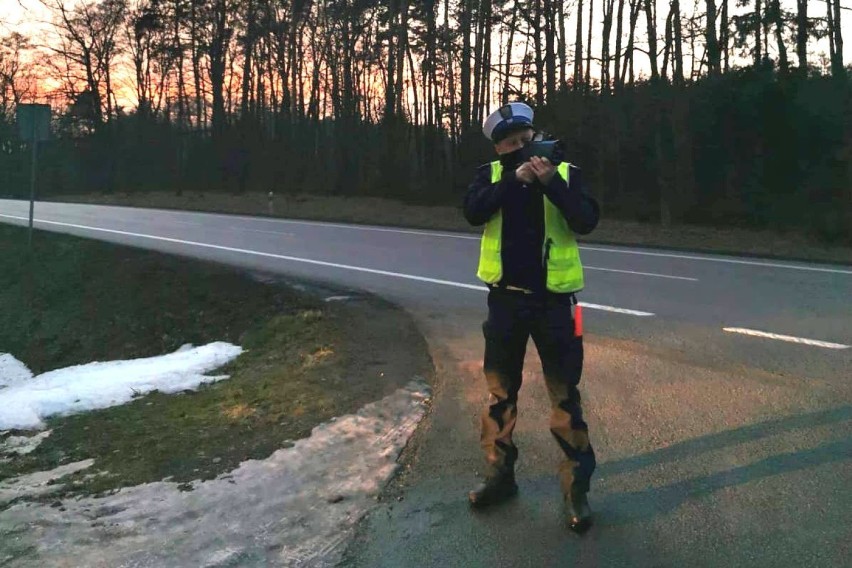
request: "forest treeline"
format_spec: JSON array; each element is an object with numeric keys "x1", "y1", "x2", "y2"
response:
[{"x1": 1, "y1": 1, "x2": 850, "y2": 242}]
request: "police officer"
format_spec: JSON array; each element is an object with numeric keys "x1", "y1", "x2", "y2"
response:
[{"x1": 464, "y1": 102, "x2": 600, "y2": 533}]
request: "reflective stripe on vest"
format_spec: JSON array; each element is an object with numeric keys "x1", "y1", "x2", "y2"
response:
[{"x1": 476, "y1": 161, "x2": 585, "y2": 293}]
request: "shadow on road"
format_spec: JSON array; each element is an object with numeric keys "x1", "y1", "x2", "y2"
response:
[
  {"x1": 600, "y1": 405, "x2": 852, "y2": 477},
  {"x1": 578, "y1": 405, "x2": 852, "y2": 525},
  {"x1": 598, "y1": 436, "x2": 851, "y2": 524}
]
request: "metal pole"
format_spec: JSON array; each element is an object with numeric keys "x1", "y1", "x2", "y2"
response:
[{"x1": 28, "y1": 123, "x2": 37, "y2": 248}]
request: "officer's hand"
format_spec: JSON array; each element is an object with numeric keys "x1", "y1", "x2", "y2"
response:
[
  {"x1": 515, "y1": 162, "x2": 536, "y2": 184},
  {"x1": 530, "y1": 156, "x2": 556, "y2": 185}
]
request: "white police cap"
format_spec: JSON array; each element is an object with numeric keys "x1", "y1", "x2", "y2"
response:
[{"x1": 482, "y1": 102, "x2": 535, "y2": 142}]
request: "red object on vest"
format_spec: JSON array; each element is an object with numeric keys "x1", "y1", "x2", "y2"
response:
[{"x1": 574, "y1": 304, "x2": 584, "y2": 337}]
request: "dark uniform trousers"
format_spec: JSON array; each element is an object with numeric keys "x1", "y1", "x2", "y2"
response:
[{"x1": 480, "y1": 287, "x2": 596, "y2": 497}]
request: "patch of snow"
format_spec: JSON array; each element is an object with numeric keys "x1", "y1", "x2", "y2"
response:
[
  {"x1": 0, "y1": 379, "x2": 431, "y2": 567},
  {"x1": 0, "y1": 343, "x2": 243, "y2": 431},
  {"x1": 0, "y1": 460, "x2": 94, "y2": 506},
  {"x1": 0, "y1": 431, "x2": 52, "y2": 457},
  {"x1": 0, "y1": 354, "x2": 33, "y2": 389},
  {"x1": 324, "y1": 295, "x2": 353, "y2": 303}
]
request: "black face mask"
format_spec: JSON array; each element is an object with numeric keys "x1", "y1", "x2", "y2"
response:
[{"x1": 499, "y1": 147, "x2": 525, "y2": 170}]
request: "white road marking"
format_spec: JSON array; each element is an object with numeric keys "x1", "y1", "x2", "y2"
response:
[
  {"x1": 245, "y1": 218, "x2": 479, "y2": 241},
  {"x1": 579, "y1": 246, "x2": 852, "y2": 275},
  {"x1": 585, "y1": 265, "x2": 698, "y2": 281},
  {"x1": 10, "y1": 200, "x2": 845, "y2": 274},
  {"x1": 143, "y1": 209, "x2": 849, "y2": 275},
  {"x1": 0, "y1": 213, "x2": 655, "y2": 317},
  {"x1": 189, "y1": 214, "x2": 851, "y2": 275},
  {"x1": 723, "y1": 327, "x2": 850, "y2": 349},
  {"x1": 578, "y1": 302, "x2": 654, "y2": 316}
]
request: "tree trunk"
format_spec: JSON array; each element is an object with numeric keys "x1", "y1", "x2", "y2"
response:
[
  {"x1": 460, "y1": 0, "x2": 472, "y2": 132},
  {"x1": 191, "y1": 0, "x2": 204, "y2": 128},
  {"x1": 574, "y1": 0, "x2": 584, "y2": 88},
  {"x1": 662, "y1": 7, "x2": 673, "y2": 80},
  {"x1": 534, "y1": 0, "x2": 545, "y2": 105},
  {"x1": 396, "y1": 0, "x2": 409, "y2": 116},
  {"x1": 721, "y1": 0, "x2": 729, "y2": 72},
  {"x1": 544, "y1": 0, "x2": 557, "y2": 99},
  {"x1": 504, "y1": 0, "x2": 519, "y2": 103},
  {"x1": 614, "y1": 0, "x2": 625, "y2": 92},
  {"x1": 796, "y1": 0, "x2": 808, "y2": 72},
  {"x1": 623, "y1": 0, "x2": 640, "y2": 85},
  {"x1": 210, "y1": 0, "x2": 228, "y2": 140},
  {"x1": 771, "y1": 0, "x2": 789, "y2": 73},
  {"x1": 755, "y1": 0, "x2": 762, "y2": 66},
  {"x1": 480, "y1": 0, "x2": 492, "y2": 122},
  {"x1": 832, "y1": 0, "x2": 844, "y2": 76},
  {"x1": 445, "y1": 0, "x2": 458, "y2": 144},
  {"x1": 672, "y1": 0, "x2": 684, "y2": 84},
  {"x1": 558, "y1": 0, "x2": 567, "y2": 88},
  {"x1": 706, "y1": 0, "x2": 720, "y2": 75},
  {"x1": 601, "y1": 0, "x2": 615, "y2": 94},
  {"x1": 240, "y1": 0, "x2": 256, "y2": 122},
  {"x1": 644, "y1": 0, "x2": 659, "y2": 80},
  {"x1": 473, "y1": 0, "x2": 485, "y2": 123},
  {"x1": 385, "y1": 1, "x2": 397, "y2": 119},
  {"x1": 585, "y1": 0, "x2": 594, "y2": 87}
]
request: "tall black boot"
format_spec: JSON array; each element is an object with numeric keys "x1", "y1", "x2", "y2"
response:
[
  {"x1": 565, "y1": 492, "x2": 593, "y2": 533},
  {"x1": 468, "y1": 469, "x2": 518, "y2": 508}
]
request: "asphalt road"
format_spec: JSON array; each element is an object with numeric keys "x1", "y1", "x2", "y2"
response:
[{"x1": 1, "y1": 199, "x2": 850, "y2": 567}]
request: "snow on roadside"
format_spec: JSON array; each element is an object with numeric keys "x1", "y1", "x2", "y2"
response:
[
  {"x1": 0, "y1": 343, "x2": 243, "y2": 431},
  {"x1": 0, "y1": 460, "x2": 94, "y2": 507},
  {"x1": 0, "y1": 431, "x2": 52, "y2": 457},
  {"x1": 0, "y1": 379, "x2": 432, "y2": 567},
  {"x1": 0, "y1": 354, "x2": 33, "y2": 389}
]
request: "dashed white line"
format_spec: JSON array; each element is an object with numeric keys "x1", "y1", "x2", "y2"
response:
[
  {"x1": 0, "y1": 213, "x2": 655, "y2": 317},
  {"x1": 585, "y1": 265, "x2": 698, "y2": 281},
  {"x1": 723, "y1": 328, "x2": 850, "y2": 350}
]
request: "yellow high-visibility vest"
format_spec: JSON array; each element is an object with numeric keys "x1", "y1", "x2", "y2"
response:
[{"x1": 476, "y1": 161, "x2": 585, "y2": 293}]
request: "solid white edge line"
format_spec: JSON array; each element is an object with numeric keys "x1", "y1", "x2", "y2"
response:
[
  {"x1": 723, "y1": 327, "x2": 850, "y2": 350},
  {"x1": 0, "y1": 213, "x2": 655, "y2": 317},
  {"x1": 4, "y1": 200, "x2": 847, "y2": 274}
]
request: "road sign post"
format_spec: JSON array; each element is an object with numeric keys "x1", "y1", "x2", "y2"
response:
[{"x1": 16, "y1": 104, "x2": 51, "y2": 247}]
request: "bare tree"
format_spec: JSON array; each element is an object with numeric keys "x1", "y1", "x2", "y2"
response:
[
  {"x1": 621, "y1": 0, "x2": 641, "y2": 86},
  {"x1": 127, "y1": 0, "x2": 165, "y2": 118},
  {"x1": 0, "y1": 33, "x2": 35, "y2": 110},
  {"x1": 44, "y1": 0, "x2": 126, "y2": 125}
]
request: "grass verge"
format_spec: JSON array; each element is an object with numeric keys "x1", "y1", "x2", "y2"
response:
[{"x1": 0, "y1": 224, "x2": 432, "y2": 502}]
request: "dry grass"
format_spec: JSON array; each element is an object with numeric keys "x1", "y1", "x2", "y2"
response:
[{"x1": 55, "y1": 191, "x2": 852, "y2": 264}]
